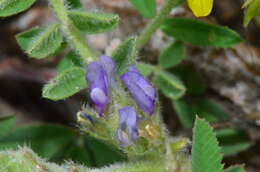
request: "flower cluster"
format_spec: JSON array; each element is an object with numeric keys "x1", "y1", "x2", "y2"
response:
[{"x1": 85, "y1": 56, "x2": 156, "y2": 146}]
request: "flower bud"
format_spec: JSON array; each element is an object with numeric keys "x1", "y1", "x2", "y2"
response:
[
  {"x1": 121, "y1": 65, "x2": 156, "y2": 115},
  {"x1": 86, "y1": 56, "x2": 116, "y2": 115},
  {"x1": 117, "y1": 106, "x2": 139, "y2": 146}
]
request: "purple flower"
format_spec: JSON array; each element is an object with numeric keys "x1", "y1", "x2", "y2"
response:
[
  {"x1": 121, "y1": 65, "x2": 156, "y2": 115},
  {"x1": 117, "y1": 106, "x2": 139, "y2": 146},
  {"x1": 86, "y1": 56, "x2": 116, "y2": 115},
  {"x1": 99, "y1": 56, "x2": 116, "y2": 86}
]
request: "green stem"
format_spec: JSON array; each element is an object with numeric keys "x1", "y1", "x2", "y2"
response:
[
  {"x1": 49, "y1": 0, "x2": 97, "y2": 63},
  {"x1": 136, "y1": 0, "x2": 181, "y2": 50}
]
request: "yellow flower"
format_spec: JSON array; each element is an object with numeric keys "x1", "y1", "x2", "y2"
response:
[{"x1": 188, "y1": 0, "x2": 214, "y2": 17}]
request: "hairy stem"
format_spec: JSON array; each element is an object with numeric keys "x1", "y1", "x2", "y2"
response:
[
  {"x1": 136, "y1": 0, "x2": 181, "y2": 50},
  {"x1": 49, "y1": 0, "x2": 97, "y2": 63}
]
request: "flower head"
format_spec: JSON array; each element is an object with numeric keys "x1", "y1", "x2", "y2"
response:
[
  {"x1": 86, "y1": 56, "x2": 116, "y2": 116},
  {"x1": 121, "y1": 65, "x2": 156, "y2": 115},
  {"x1": 117, "y1": 106, "x2": 139, "y2": 146}
]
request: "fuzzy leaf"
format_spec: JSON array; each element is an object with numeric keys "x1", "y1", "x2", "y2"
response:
[
  {"x1": 42, "y1": 67, "x2": 87, "y2": 101},
  {"x1": 155, "y1": 70, "x2": 186, "y2": 100},
  {"x1": 57, "y1": 51, "x2": 83, "y2": 74},
  {"x1": 113, "y1": 37, "x2": 137, "y2": 75},
  {"x1": 0, "y1": 116, "x2": 16, "y2": 138},
  {"x1": 0, "y1": 0, "x2": 37, "y2": 17},
  {"x1": 0, "y1": 122, "x2": 124, "y2": 167},
  {"x1": 162, "y1": 18, "x2": 243, "y2": 48},
  {"x1": 188, "y1": 0, "x2": 213, "y2": 17},
  {"x1": 0, "y1": 124, "x2": 77, "y2": 161},
  {"x1": 130, "y1": 0, "x2": 157, "y2": 18},
  {"x1": 172, "y1": 99, "x2": 194, "y2": 128},
  {"x1": 0, "y1": 148, "x2": 67, "y2": 172},
  {"x1": 224, "y1": 166, "x2": 245, "y2": 172},
  {"x1": 68, "y1": 10, "x2": 119, "y2": 34},
  {"x1": 192, "y1": 117, "x2": 224, "y2": 172},
  {"x1": 16, "y1": 24, "x2": 63, "y2": 59},
  {"x1": 244, "y1": 0, "x2": 260, "y2": 26},
  {"x1": 159, "y1": 41, "x2": 186, "y2": 69},
  {"x1": 0, "y1": 147, "x2": 168, "y2": 172},
  {"x1": 136, "y1": 63, "x2": 156, "y2": 76},
  {"x1": 216, "y1": 128, "x2": 251, "y2": 156}
]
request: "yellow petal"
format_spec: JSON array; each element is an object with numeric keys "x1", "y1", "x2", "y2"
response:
[{"x1": 188, "y1": 0, "x2": 214, "y2": 17}]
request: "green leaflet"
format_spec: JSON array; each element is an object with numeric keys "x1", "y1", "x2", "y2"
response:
[
  {"x1": 192, "y1": 117, "x2": 224, "y2": 172},
  {"x1": 244, "y1": 0, "x2": 260, "y2": 26},
  {"x1": 155, "y1": 70, "x2": 186, "y2": 100},
  {"x1": 68, "y1": 10, "x2": 119, "y2": 34},
  {"x1": 0, "y1": 116, "x2": 16, "y2": 138},
  {"x1": 16, "y1": 24, "x2": 64, "y2": 59},
  {"x1": 0, "y1": 0, "x2": 37, "y2": 17},
  {"x1": 224, "y1": 165, "x2": 245, "y2": 172},
  {"x1": 113, "y1": 37, "x2": 137, "y2": 75},
  {"x1": 136, "y1": 63, "x2": 156, "y2": 76},
  {"x1": 172, "y1": 99, "x2": 194, "y2": 128},
  {"x1": 57, "y1": 51, "x2": 83, "y2": 74},
  {"x1": 159, "y1": 41, "x2": 186, "y2": 69},
  {"x1": 0, "y1": 122, "x2": 124, "y2": 167},
  {"x1": 0, "y1": 124, "x2": 79, "y2": 162},
  {"x1": 161, "y1": 18, "x2": 243, "y2": 48},
  {"x1": 216, "y1": 128, "x2": 251, "y2": 156},
  {"x1": 130, "y1": 0, "x2": 157, "y2": 18},
  {"x1": 42, "y1": 67, "x2": 87, "y2": 101}
]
